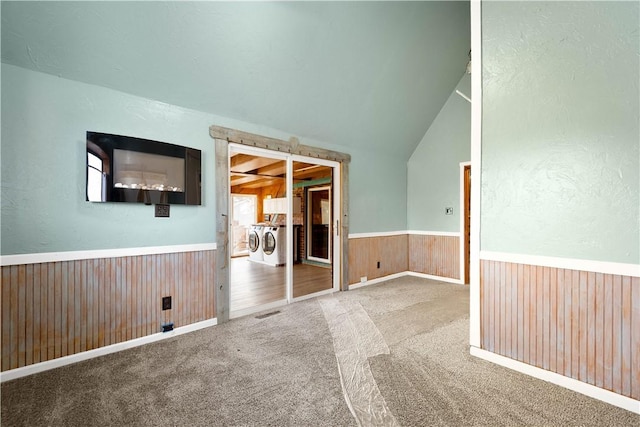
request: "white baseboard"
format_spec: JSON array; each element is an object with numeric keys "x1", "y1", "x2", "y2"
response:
[
  {"x1": 349, "y1": 272, "x2": 407, "y2": 289},
  {"x1": 470, "y1": 346, "x2": 640, "y2": 415},
  {"x1": 406, "y1": 271, "x2": 464, "y2": 285},
  {"x1": 349, "y1": 271, "x2": 462, "y2": 290},
  {"x1": 0, "y1": 318, "x2": 218, "y2": 383}
]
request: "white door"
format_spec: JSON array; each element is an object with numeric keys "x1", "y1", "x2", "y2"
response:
[{"x1": 230, "y1": 194, "x2": 257, "y2": 257}]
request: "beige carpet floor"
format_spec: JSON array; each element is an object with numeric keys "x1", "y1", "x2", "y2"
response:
[{"x1": 2, "y1": 276, "x2": 638, "y2": 426}]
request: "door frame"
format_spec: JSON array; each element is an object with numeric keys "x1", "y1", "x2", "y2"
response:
[
  {"x1": 211, "y1": 125, "x2": 351, "y2": 324},
  {"x1": 306, "y1": 185, "x2": 332, "y2": 264},
  {"x1": 459, "y1": 161, "x2": 471, "y2": 285}
]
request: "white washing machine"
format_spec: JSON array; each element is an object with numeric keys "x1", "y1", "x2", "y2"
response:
[
  {"x1": 248, "y1": 225, "x2": 264, "y2": 262},
  {"x1": 262, "y1": 226, "x2": 286, "y2": 266}
]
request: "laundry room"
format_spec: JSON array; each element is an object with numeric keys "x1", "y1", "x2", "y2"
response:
[{"x1": 229, "y1": 151, "x2": 335, "y2": 313}]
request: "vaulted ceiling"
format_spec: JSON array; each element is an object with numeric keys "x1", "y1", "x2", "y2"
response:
[{"x1": 1, "y1": 1, "x2": 470, "y2": 160}]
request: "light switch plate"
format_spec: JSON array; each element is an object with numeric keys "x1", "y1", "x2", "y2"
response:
[{"x1": 445, "y1": 207, "x2": 454, "y2": 215}]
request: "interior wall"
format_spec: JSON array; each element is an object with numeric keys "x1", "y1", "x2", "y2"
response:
[
  {"x1": 476, "y1": 0, "x2": 640, "y2": 408},
  {"x1": 1, "y1": 250, "x2": 216, "y2": 372},
  {"x1": 1, "y1": 64, "x2": 217, "y2": 255},
  {"x1": 407, "y1": 74, "x2": 471, "y2": 231},
  {"x1": 481, "y1": 1, "x2": 639, "y2": 264},
  {"x1": 349, "y1": 149, "x2": 407, "y2": 233},
  {"x1": 1, "y1": 64, "x2": 410, "y2": 255}
]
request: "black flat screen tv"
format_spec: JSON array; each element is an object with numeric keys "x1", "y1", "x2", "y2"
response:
[{"x1": 86, "y1": 132, "x2": 201, "y2": 205}]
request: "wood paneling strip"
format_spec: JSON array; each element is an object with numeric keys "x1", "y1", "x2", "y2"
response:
[
  {"x1": 556, "y1": 268, "x2": 564, "y2": 374},
  {"x1": 480, "y1": 259, "x2": 639, "y2": 400},
  {"x1": 549, "y1": 267, "x2": 557, "y2": 373},
  {"x1": 408, "y1": 235, "x2": 459, "y2": 280},
  {"x1": 632, "y1": 277, "x2": 640, "y2": 400},
  {"x1": 1, "y1": 250, "x2": 216, "y2": 372},
  {"x1": 594, "y1": 273, "x2": 604, "y2": 388},
  {"x1": 621, "y1": 276, "x2": 631, "y2": 397},
  {"x1": 348, "y1": 235, "x2": 408, "y2": 284}
]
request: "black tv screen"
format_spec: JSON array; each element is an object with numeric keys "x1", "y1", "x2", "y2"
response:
[{"x1": 86, "y1": 132, "x2": 201, "y2": 205}]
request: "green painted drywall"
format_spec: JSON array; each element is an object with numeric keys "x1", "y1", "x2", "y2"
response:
[
  {"x1": 1, "y1": 64, "x2": 217, "y2": 254},
  {"x1": 407, "y1": 74, "x2": 471, "y2": 231},
  {"x1": 481, "y1": 1, "x2": 639, "y2": 264},
  {"x1": 349, "y1": 148, "x2": 408, "y2": 234},
  {"x1": 1, "y1": 1, "x2": 470, "y2": 162},
  {"x1": 1, "y1": 65, "x2": 408, "y2": 254}
]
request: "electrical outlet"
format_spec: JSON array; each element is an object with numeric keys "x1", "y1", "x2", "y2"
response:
[
  {"x1": 445, "y1": 207, "x2": 454, "y2": 215},
  {"x1": 162, "y1": 296, "x2": 172, "y2": 311},
  {"x1": 377, "y1": 261, "x2": 381, "y2": 269},
  {"x1": 155, "y1": 204, "x2": 170, "y2": 218},
  {"x1": 360, "y1": 276, "x2": 367, "y2": 283}
]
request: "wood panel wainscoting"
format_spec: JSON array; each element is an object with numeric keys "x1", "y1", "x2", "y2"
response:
[
  {"x1": 348, "y1": 232, "x2": 462, "y2": 285},
  {"x1": 1, "y1": 250, "x2": 216, "y2": 372},
  {"x1": 480, "y1": 259, "x2": 640, "y2": 400},
  {"x1": 409, "y1": 234, "x2": 460, "y2": 280},
  {"x1": 348, "y1": 235, "x2": 408, "y2": 284}
]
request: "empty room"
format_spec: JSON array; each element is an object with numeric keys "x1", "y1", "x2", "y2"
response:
[{"x1": 1, "y1": 1, "x2": 638, "y2": 425}]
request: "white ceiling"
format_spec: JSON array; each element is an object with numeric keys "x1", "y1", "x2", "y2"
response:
[{"x1": 1, "y1": 1, "x2": 470, "y2": 160}]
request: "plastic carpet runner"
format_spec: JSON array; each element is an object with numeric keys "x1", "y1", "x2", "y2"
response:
[{"x1": 319, "y1": 296, "x2": 399, "y2": 427}]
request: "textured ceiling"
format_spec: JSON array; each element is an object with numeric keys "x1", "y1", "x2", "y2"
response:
[{"x1": 1, "y1": 1, "x2": 470, "y2": 159}]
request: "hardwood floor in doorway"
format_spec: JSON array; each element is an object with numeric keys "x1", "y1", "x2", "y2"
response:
[{"x1": 230, "y1": 257, "x2": 332, "y2": 312}]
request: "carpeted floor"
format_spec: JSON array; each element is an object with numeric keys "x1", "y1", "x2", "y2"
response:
[{"x1": 2, "y1": 276, "x2": 639, "y2": 426}]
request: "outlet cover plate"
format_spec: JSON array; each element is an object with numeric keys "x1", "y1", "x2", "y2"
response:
[
  {"x1": 162, "y1": 296, "x2": 172, "y2": 311},
  {"x1": 155, "y1": 204, "x2": 170, "y2": 218}
]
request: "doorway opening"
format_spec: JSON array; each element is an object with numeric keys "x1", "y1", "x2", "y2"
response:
[
  {"x1": 211, "y1": 125, "x2": 351, "y2": 324},
  {"x1": 227, "y1": 146, "x2": 340, "y2": 316}
]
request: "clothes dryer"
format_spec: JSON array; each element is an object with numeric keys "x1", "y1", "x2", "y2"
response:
[
  {"x1": 262, "y1": 226, "x2": 286, "y2": 266},
  {"x1": 248, "y1": 225, "x2": 264, "y2": 262}
]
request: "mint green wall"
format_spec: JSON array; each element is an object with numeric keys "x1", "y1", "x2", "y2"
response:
[
  {"x1": 350, "y1": 148, "x2": 407, "y2": 234},
  {"x1": 1, "y1": 1, "x2": 470, "y2": 163},
  {"x1": 481, "y1": 2, "x2": 639, "y2": 264},
  {"x1": 407, "y1": 74, "x2": 470, "y2": 231},
  {"x1": 1, "y1": 64, "x2": 216, "y2": 254},
  {"x1": 1, "y1": 65, "x2": 408, "y2": 254}
]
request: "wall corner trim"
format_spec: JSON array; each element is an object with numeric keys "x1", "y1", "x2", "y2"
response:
[
  {"x1": 0, "y1": 243, "x2": 217, "y2": 266},
  {"x1": 470, "y1": 346, "x2": 640, "y2": 415},
  {"x1": 348, "y1": 230, "x2": 461, "y2": 239},
  {"x1": 0, "y1": 318, "x2": 218, "y2": 383},
  {"x1": 479, "y1": 251, "x2": 640, "y2": 277},
  {"x1": 348, "y1": 230, "x2": 408, "y2": 239},
  {"x1": 406, "y1": 230, "x2": 461, "y2": 237}
]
